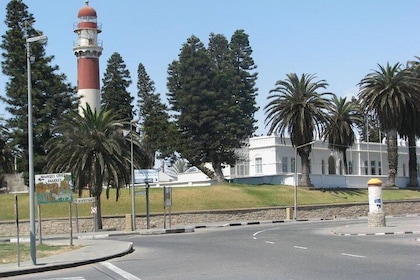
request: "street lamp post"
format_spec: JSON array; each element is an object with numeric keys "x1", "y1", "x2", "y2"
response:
[
  {"x1": 294, "y1": 140, "x2": 315, "y2": 220},
  {"x1": 26, "y1": 34, "x2": 48, "y2": 265},
  {"x1": 130, "y1": 119, "x2": 139, "y2": 231}
]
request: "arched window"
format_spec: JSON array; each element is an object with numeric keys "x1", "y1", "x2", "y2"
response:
[{"x1": 328, "y1": 156, "x2": 336, "y2": 175}]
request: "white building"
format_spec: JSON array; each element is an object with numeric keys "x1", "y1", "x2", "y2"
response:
[{"x1": 226, "y1": 135, "x2": 420, "y2": 188}]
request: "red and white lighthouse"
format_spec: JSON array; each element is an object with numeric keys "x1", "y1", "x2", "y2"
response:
[{"x1": 73, "y1": 0, "x2": 102, "y2": 114}]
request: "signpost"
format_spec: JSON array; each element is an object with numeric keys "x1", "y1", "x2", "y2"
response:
[
  {"x1": 35, "y1": 173, "x2": 73, "y2": 244},
  {"x1": 134, "y1": 169, "x2": 159, "y2": 184},
  {"x1": 35, "y1": 173, "x2": 73, "y2": 204},
  {"x1": 73, "y1": 197, "x2": 95, "y2": 233},
  {"x1": 163, "y1": 187, "x2": 172, "y2": 229},
  {"x1": 134, "y1": 169, "x2": 159, "y2": 229}
]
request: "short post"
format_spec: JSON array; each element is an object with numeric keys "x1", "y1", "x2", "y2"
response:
[
  {"x1": 286, "y1": 207, "x2": 293, "y2": 220},
  {"x1": 367, "y1": 178, "x2": 386, "y2": 227},
  {"x1": 125, "y1": 214, "x2": 133, "y2": 231}
]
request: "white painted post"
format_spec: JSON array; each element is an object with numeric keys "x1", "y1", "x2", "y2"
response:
[{"x1": 367, "y1": 178, "x2": 386, "y2": 227}]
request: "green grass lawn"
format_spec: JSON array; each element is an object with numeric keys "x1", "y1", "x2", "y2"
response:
[{"x1": 1, "y1": 183, "x2": 419, "y2": 221}]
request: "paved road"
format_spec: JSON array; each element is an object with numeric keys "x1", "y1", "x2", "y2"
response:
[{"x1": 9, "y1": 218, "x2": 420, "y2": 280}]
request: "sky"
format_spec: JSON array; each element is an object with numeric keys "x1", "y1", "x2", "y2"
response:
[{"x1": 0, "y1": 0, "x2": 419, "y2": 136}]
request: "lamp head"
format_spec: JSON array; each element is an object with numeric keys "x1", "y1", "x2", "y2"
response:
[{"x1": 26, "y1": 35, "x2": 48, "y2": 44}]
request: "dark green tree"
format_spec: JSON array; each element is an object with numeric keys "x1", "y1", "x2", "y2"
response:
[
  {"x1": 358, "y1": 63, "x2": 419, "y2": 187},
  {"x1": 0, "y1": 121, "x2": 14, "y2": 190},
  {"x1": 0, "y1": 0, "x2": 77, "y2": 179},
  {"x1": 265, "y1": 73, "x2": 332, "y2": 187},
  {"x1": 167, "y1": 31, "x2": 258, "y2": 183},
  {"x1": 101, "y1": 52, "x2": 133, "y2": 121},
  {"x1": 45, "y1": 105, "x2": 138, "y2": 230},
  {"x1": 137, "y1": 63, "x2": 175, "y2": 168},
  {"x1": 322, "y1": 96, "x2": 363, "y2": 174}
]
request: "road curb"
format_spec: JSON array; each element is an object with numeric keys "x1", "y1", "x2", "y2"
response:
[
  {"x1": 333, "y1": 231, "x2": 420, "y2": 237},
  {"x1": 0, "y1": 242, "x2": 134, "y2": 278}
]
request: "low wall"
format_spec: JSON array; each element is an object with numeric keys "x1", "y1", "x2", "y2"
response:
[{"x1": 1, "y1": 200, "x2": 419, "y2": 237}]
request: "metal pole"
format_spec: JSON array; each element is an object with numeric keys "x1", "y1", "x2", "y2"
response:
[
  {"x1": 146, "y1": 183, "x2": 150, "y2": 229},
  {"x1": 294, "y1": 147, "x2": 297, "y2": 220},
  {"x1": 37, "y1": 205, "x2": 42, "y2": 245},
  {"x1": 15, "y1": 195, "x2": 20, "y2": 267},
  {"x1": 69, "y1": 202, "x2": 73, "y2": 246},
  {"x1": 26, "y1": 38, "x2": 36, "y2": 265},
  {"x1": 163, "y1": 187, "x2": 166, "y2": 229},
  {"x1": 26, "y1": 32, "x2": 47, "y2": 266},
  {"x1": 293, "y1": 141, "x2": 315, "y2": 220},
  {"x1": 130, "y1": 121, "x2": 136, "y2": 230}
]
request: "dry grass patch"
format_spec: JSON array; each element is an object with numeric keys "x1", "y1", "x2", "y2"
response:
[{"x1": 0, "y1": 243, "x2": 82, "y2": 265}]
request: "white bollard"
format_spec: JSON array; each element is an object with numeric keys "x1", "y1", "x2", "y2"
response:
[{"x1": 367, "y1": 178, "x2": 386, "y2": 227}]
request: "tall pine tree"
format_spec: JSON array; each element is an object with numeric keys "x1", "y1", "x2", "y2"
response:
[
  {"x1": 167, "y1": 31, "x2": 258, "y2": 182},
  {"x1": 101, "y1": 52, "x2": 133, "y2": 121},
  {"x1": 0, "y1": 0, "x2": 77, "y2": 177},
  {"x1": 137, "y1": 63, "x2": 174, "y2": 168}
]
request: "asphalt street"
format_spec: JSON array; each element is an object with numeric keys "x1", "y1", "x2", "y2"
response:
[{"x1": 6, "y1": 217, "x2": 419, "y2": 280}]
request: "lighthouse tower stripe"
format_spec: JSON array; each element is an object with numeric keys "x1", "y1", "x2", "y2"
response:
[{"x1": 78, "y1": 58, "x2": 100, "y2": 89}]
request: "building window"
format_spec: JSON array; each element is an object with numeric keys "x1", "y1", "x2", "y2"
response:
[
  {"x1": 291, "y1": 157, "x2": 296, "y2": 173},
  {"x1": 348, "y1": 161, "x2": 353, "y2": 175},
  {"x1": 378, "y1": 161, "x2": 382, "y2": 175},
  {"x1": 328, "y1": 156, "x2": 336, "y2": 175},
  {"x1": 403, "y1": 163, "x2": 406, "y2": 177},
  {"x1": 365, "y1": 160, "x2": 369, "y2": 175},
  {"x1": 234, "y1": 160, "x2": 249, "y2": 177},
  {"x1": 282, "y1": 157, "x2": 288, "y2": 173},
  {"x1": 371, "y1": 161, "x2": 376, "y2": 175},
  {"x1": 255, "y1": 157, "x2": 262, "y2": 174},
  {"x1": 339, "y1": 160, "x2": 343, "y2": 175},
  {"x1": 321, "y1": 160, "x2": 325, "y2": 175}
]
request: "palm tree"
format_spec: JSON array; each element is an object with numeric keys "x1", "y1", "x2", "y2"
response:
[
  {"x1": 45, "y1": 105, "x2": 135, "y2": 229},
  {"x1": 358, "y1": 62, "x2": 419, "y2": 187},
  {"x1": 401, "y1": 60, "x2": 420, "y2": 188},
  {"x1": 322, "y1": 96, "x2": 363, "y2": 174},
  {"x1": 265, "y1": 73, "x2": 332, "y2": 187}
]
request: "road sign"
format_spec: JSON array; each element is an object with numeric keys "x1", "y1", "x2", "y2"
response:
[
  {"x1": 134, "y1": 169, "x2": 159, "y2": 184},
  {"x1": 74, "y1": 197, "x2": 95, "y2": 204},
  {"x1": 35, "y1": 173, "x2": 73, "y2": 204},
  {"x1": 91, "y1": 207, "x2": 97, "y2": 214},
  {"x1": 164, "y1": 187, "x2": 172, "y2": 207}
]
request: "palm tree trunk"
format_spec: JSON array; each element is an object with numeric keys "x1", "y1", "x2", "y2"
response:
[
  {"x1": 299, "y1": 150, "x2": 312, "y2": 187},
  {"x1": 407, "y1": 133, "x2": 418, "y2": 188},
  {"x1": 94, "y1": 195, "x2": 103, "y2": 230},
  {"x1": 342, "y1": 149, "x2": 348, "y2": 175},
  {"x1": 386, "y1": 129, "x2": 398, "y2": 187}
]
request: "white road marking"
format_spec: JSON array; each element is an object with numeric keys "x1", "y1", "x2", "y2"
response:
[
  {"x1": 101, "y1": 261, "x2": 141, "y2": 280},
  {"x1": 293, "y1": 246, "x2": 308, "y2": 250},
  {"x1": 341, "y1": 253, "x2": 366, "y2": 258},
  {"x1": 47, "y1": 276, "x2": 86, "y2": 280},
  {"x1": 265, "y1": 241, "x2": 275, "y2": 244}
]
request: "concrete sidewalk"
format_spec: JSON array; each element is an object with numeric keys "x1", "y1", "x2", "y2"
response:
[
  {"x1": 0, "y1": 227, "x2": 193, "y2": 277},
  {"x1": 0, "y1": 216, "x2": 419, "y2": 277}
]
